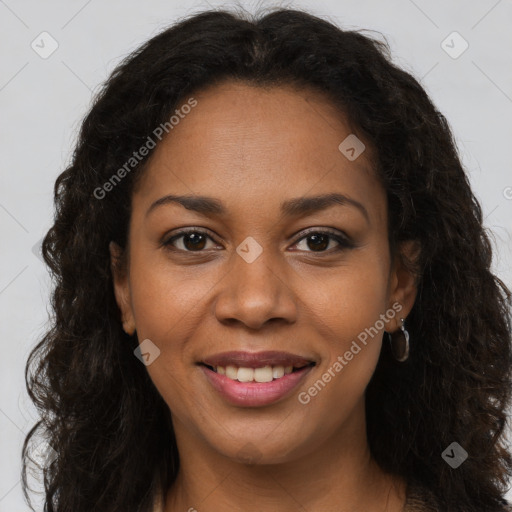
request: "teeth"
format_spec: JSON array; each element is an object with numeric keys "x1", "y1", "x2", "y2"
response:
[
  {"x1": 254, "y1": 366, "x2": 273, "y2": 383},
  {"x1": 226, "y1": 365, "x2": 238, "y2": 380},
  {"x1": 272, "y1": 366, "x2": 284, "y2": 379},
  {"x1": 237, "y1": 367, "x2": 254, "y2": 382},
  {"x1": 213, "y1": 364, "x2": 307, "y2": 382}
]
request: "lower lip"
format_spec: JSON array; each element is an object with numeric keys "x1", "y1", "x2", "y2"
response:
[{"x1": 200, "y1": 365, "x2": 314, "y2": 407}]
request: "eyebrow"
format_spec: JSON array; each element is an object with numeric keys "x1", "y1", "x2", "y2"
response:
[{"x1": 146, "y1": 192, "x2": 369, "y2": 224}]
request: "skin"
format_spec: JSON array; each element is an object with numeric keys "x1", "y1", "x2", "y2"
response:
[{"x1": 111, "y1": 81, "x2": 419, "y2": 512}]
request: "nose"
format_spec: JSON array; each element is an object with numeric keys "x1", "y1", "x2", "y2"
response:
[{"x1": 213, "y1": 247, "x2": 298, "y2": 330}]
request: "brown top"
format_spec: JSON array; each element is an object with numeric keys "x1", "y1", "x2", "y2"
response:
[
  {"x1": 403, "y1": 480, "x2": 440, "y2": 511},
  {"x1": 152, "y1": 479, "x2": 444, "y2": 511},
  {"x1": 151, "y1": 479, "x2": 512, "y2": 511},
  {"x1": 403, "y1": 481, "x2": 512, "y2": 511}
]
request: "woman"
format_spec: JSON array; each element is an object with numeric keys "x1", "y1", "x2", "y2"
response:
[{"x1": 22, "y1": 7, "x2": 512, "y2": 512}]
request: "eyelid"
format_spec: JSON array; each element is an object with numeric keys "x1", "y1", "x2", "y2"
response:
[
  {"x1": 291, "y1": 227, "x2": 354, "y2": 252},
  {"x1": 161, "y1": 227, "x2": 220, "y2": 248},
  {"x1": 294, "y1": 226, "x2": 350, "y2": 242},
  {"x1": 161, "y1": 226, "x2": 354, "y2": 253}
]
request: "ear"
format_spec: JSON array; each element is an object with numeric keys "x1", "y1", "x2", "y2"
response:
[
  {"x1": 109, "y1": 241, "x2": 136, "y2": 336},
  {"x1": 387, "y1": 240, "x2": 421, "y2": 331}
]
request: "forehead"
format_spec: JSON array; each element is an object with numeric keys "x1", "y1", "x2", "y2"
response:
[{"x1": 133, "y1": 81, "x2": 385, "y2": 225}]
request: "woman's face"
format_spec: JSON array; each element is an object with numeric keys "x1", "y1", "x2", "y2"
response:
[{"x1": 111, "y1": 81, "x2": 417, "y2": 464}]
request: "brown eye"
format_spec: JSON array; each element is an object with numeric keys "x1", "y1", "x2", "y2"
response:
[
  {"x1": 180, "y1": 232, "x2": 207, "y2": 251},
  {"x1": 162, "y1": 228, "x2": 353, "y2": 255},
  {"x1": 293, "y1": 229, "x2": 352, "y2": 253},
  {"x1": 304, "y1": 233, "x2": 330, "y2": 251},
  {"x1": 163, "y1": 230, "x2": 217, "y2": 252}
]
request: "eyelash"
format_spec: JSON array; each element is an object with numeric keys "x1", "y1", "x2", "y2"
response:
[{"x1": 161, "y1": 227, "x2": 354, "y2": 255}]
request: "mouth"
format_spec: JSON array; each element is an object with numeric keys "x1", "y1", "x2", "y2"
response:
[
  {"x1": 198, "y1": 351, "x2": 317, "y2": 384},
  {"x1": 198, "y1": 351, "x2": 317, "y2": 407},
  {"x1": 199, "y1": 361, "x2": 316, "y2": 383}
]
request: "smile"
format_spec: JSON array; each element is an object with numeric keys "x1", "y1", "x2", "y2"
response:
[
  {"x1": 203, "y1": 363, "x2": 314, "y2": 383},
  {"x1": 198, "y1": 351, "x2": 317, "y2": 407}
]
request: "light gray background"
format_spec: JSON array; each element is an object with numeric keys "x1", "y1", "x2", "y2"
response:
[{"x1": 1, "y1": 0, "x2": 511, "y2": 509}]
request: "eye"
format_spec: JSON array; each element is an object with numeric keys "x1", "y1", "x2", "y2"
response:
[
  {"x1": 162, "y1": 227, "x2": 354, "y2": 254},
  {"x1": 162, "y1": 229, "x2": 219, "y2": 252},
  {"x1": 292, "y1": 229, "x2": 353, "y2": 253}
]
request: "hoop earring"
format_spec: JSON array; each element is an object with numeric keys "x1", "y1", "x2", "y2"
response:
[
  {"x1": 122, "y1": 321, "x2": 136, "y2": 337},
  {"x1": 388, "y1": 317, "x2": 410, "y2": 362}
]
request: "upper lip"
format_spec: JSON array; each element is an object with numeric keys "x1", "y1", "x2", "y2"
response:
[{"x1": 200, "y1": 351, "x2": 316, "y2": 369}]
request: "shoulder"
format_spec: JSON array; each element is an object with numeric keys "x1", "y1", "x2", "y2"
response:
[
  {"x1": 499, "y1": 499, "x2": 512, "y2": 512},
  {"x1": 404, "y1": 479, "x2": 512, "y2": 512},
  {"x1": 404, "y1": 480, "x2": 440, "y2": 512}
]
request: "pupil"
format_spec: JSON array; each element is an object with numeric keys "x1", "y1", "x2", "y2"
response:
[
  {"x1": 185, "y1": 233, "x2": 206, "y2": 251},
  {"x1": 181, "y1": 233, "x2": 330, "y2": 251},
  {"x1": 308, "y1": 234, "x2": 328, "y2": 251}
]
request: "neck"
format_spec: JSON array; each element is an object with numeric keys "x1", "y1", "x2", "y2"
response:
[{"x1": 164, "y1": 399, "x2": 406, "y2": 512}]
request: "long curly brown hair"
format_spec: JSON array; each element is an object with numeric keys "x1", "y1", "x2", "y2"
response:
[{"x1": 22, "y1": 6, "x2": 512, "y2": 512}]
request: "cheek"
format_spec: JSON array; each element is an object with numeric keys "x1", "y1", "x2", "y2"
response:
[
  {"x1": 127, "y1": 261, "x2": 210, "y2": 418},
  {"x1": 302, "y1": 245, "x2": 390, "y2": 404},
  {"x1": 314, "y1": 248, "x2": 390, "y2": 341},
  {"x1": 128, "y1": 250, "x2": 214, "y2": 340},
  {"x1": 297, "y1": 289, "x2": 386, "y2": 436},
  {"x1": 126, "y1": 266, "x2": 212, "y2": 410}
]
